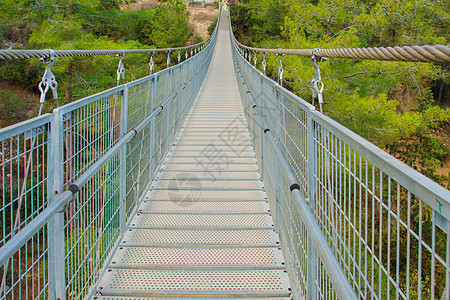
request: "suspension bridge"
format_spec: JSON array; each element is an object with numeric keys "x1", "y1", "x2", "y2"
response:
[{"x1": 1, "y1": 8, "x2": 450, "y2": 300}]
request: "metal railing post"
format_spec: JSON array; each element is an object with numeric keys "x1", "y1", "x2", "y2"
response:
[
  {"x1": 167, "y1": 69, "x2": 173, "y2": 150},
  {"x1": 150, "y1": 75, "x2": 157, "y2": 179},
  {"x1": 119, "y1": 85, "x2": 128, "y2": 235},
  {"x1": 48, "y1": 109, "x2": 66, "y2": 300},
  {"x1": 258, "y1": 77, "x2": 264, "y2": 181},
  {"x1": 307, "y1": 109, "x2": 318, "y2": 299},
  {"x1": 274, "y1": 88, "x2": 282, "y2": 232}
]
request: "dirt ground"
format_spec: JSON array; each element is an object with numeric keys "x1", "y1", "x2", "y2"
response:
[{"x1": 123, "y1": 0, "x2": 219, "y2": 41}]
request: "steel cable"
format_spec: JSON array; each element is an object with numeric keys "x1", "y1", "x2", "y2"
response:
[
  {"x1": 233, "y1": 36, "x2": 449, "y2": 63},
  {"x1": 0, "y1": 35, "x2": 214, "y2": 60}
]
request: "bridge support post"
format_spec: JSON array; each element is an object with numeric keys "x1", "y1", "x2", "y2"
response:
[
  {"x1": 149, "y1": 75, "x2": 157, "y2": 179},
  {"x1": 274, "y1": 88, "x2": 282, "y2": 232},
  {"x1": 119, "y1": 85, "x2": 128, "y2": 236},
  {"x1": 167, "y1": 69, "x2": 173, "y2": 151},
  {"x1": 307, "y1": 109, "x2": 318, "y2": 299},
  {"x1": 258, "y1": 76, "x2": 264, "y2": 182},
  {"x1": 48, "y1": 109, "x2": 66, "y2": 300}
]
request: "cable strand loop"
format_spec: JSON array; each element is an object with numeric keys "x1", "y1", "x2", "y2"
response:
[
  {"x1": 116, "y1": 50, "x2": 125, "y2": 86},
  {"x1": 38, "y1": 49, "x2": 58, "y2": 108},
  {"x1": 311, "y1": 48, "x2": 325, "y2": 112},
  {"x1": 276, "y1": 51, "x2": 285, "y2": 87}
]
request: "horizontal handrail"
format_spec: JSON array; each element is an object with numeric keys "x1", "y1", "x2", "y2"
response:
[{"x1": 232, "y1": 35, "x2": 450, "y2": 63}]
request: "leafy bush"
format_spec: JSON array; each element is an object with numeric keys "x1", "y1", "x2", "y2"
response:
[
  {"x1": 0, "y1": 90, "x2": 27, "y2": 122},
  {"x1": 207, "y1": 17, "x2": 218, "y2": 36}
]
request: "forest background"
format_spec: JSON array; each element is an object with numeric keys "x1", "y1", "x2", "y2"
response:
[
  {"x1": 0, "y1": 0, "x2": 449, "y2": 188},
  {"x1": 230, "y1": 0, "x2": 450, "y2": 188},
  {"x1": 0, "y1": 0, "x2": 217, "y2": 123}
]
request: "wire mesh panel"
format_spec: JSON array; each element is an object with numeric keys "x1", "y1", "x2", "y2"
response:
[
  {"x1": 127, "y1": 77, "x2": 154, "y2": 130},
  {"x1": 232, "y1": 25, "x2": 450, "y2": 300},
  {"x1": 57, "y1": 87, "x2": 124, "y2": 299},
  {"x1": 0, "y1": 115, "x2": 53, "y2": 300},
  {"x1": 311, "y1": 113, "x2": 450, "y2": 300}
]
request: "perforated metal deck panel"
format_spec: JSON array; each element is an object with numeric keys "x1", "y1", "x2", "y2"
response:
[{"x1": 95, "y1": 11, "x2": 291, "y2": 299}]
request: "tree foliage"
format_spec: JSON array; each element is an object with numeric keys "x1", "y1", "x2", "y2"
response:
[
  {"x1": 230, "y1": 0, "x2": 450, "y2": 187},
  {"x1": 138, "y1": 0, "x2": 192, "y2": 48},
  {"x1": 0, "y1": 0, "x2": 193, "y2": 116}
]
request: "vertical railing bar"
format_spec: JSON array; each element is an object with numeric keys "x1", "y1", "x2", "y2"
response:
[
  {"x1": 387, "y1": 177, "x2": 392, "y2": 299},
  {"x1": 364, "y1": 158, "x2": 369, "y2": 298},
  {"x1": 358, "y1": 153, "x2": 363, "y2": 295},
  {"x1": 119, "y1": 85, "x2": 128, "y2": 236},
  {"x1": 150, "y1": 75, "x2": 157, "y2": 181},
  {"x1": 379, "y1": 170, "x2": 384, "y2": 299},
  {"x1": 406, "y1": 191, "x2": 411, "y2": 299},
  {"x1": 431, "y1": 210, "x2": 436, "y2": 299},
  {"x1": 50, "y1": 108, "x2": 66, "y2": 300},
  {"x1": 353, "y1": 148, "x2": 357, "y2": 288},
  {"x1": 371, "y1": 163, "x2": 376, "y2": 299},
  {"x1": 418, "y1": 200, "x2": 423, "y2": 300},
  {"x1": 446, "y1": 221, "x2": 450, "y2": 300},
  {"x1": 307, "y1": 109, "x2": 318, "y2": 299},
  {"x1": 396, "y1": 183, "x2": 401, "y2": 300}
]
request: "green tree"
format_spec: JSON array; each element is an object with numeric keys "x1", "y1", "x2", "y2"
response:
[{"x1": 138, "y1": 0, "x2": 192, "y2": 48}]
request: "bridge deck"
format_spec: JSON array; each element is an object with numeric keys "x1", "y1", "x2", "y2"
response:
[{"x1": 96, "y1": 12, "x2": 291, "y2": 299}]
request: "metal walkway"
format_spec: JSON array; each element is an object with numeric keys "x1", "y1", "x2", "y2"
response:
[{"x1": 96, "y1": 13, "x2": 291, "y2": 299}]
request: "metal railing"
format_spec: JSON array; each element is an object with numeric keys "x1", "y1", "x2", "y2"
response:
[
  {"x1": 230, "y1": 18, "x2": 450, "y2": 300},
  {"x1": 0, "y1": 18, "x2": 218, "y2": 299}
]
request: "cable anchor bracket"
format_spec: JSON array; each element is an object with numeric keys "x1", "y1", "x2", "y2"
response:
[
  {"x1": 116, "y1": 50, "x2": 125, "y2": 86},
  {"x1": 262, "y1": 52, "x2": 267, "y2": 75},
  {"x1": 38, "y1": 49, "x2": 58, "y2": 104},
  {"x1": 149, "y1": 52, "x2": 155, "y2": 74},
  {"x1": 311, "y1": 48, "x2": 326, "y2": 112},
  {"x1": 167, "y1": 50, "x2": 171, "y2": 68},
  {"x1": 276, "y1": 51, "x2": 285, "y2": 87}
]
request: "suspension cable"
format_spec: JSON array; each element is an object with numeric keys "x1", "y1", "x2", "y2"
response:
[
  {"x1": 233, "y1": 36, "x2": 450, "y2": 64},
  {"x1": 0, "y1": 34, "x2": 214, "y2": 60}
]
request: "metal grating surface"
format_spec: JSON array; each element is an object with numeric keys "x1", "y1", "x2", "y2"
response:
[
  {"x1": 95, "y1": 297, "x2": 291, "y2": 299},
  {"x1": 165, "y1": 156, "x2": 257, "y2": 164},
  {"x1": 122, "y1": 229, "x2": 280, "y2": 246},
  {"x1": 156, "y1": 170, "x2": 261, "y2": 180},
  {"x1": 99, "y1": 269, "x2": 291, "y2": 296},
  {"x1": 167, "y1": 150, "x2": 257, "y2": 158},
  {"x1": 151, "y1": 178, "x2": 263, "y2": 189},
  {"x1": 131, "y1": 214, "x2": 273, "y2": 228},
  {"x1": 138, "y1": 200, "x2": 270, "y2": 213},
  {"x1": 111, "y1": 247, "x2": 284, "y2": 266},
  {"x1": 146, "y1": 190, "x2": 267, "y2": 200},
  {"x1": 166, "y1": 145, "x2": 254, "y2": 152},
  {"x1": 96, "y1": 11, "x2": 290, "y2": 299},
  {"x1": 160, "y1": 163, "x2": 259, "y2": 171}
]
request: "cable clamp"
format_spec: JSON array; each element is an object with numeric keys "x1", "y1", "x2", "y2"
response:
[
  {"x1": 262, "y1": 52, "x2": 267, "y2": 75},
  {"x1": 276, "y1": 50, "x2": 285, "y2": 87},
  {"x1": 38, "y1": 49, "x2": 58, "y2": 105},
  {"x1": 117, "y1": 50, "x2": 125, "y2": 86},
  {"x1": 149, "y1": 52, "x2": 155, "y2": 74},
  {"x1": 311, "y1": 48, "x2": 326, "y2": 112}
]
